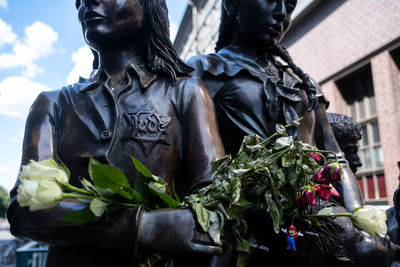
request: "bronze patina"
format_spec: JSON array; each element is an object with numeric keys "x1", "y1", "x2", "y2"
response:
[
  {"x1": 188, "y1": 0, "x2": 398, "y2": 266},
  {"x1": 328, "y1": 113, "x2": 363, "y2": 174},
  {"x1": 7, "y1": 0, "x2": 230, "y2": 266}
]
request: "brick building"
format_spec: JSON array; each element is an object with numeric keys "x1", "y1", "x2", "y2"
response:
[{"x1": 173, "y1": 0, "x2": 400, "y2": 205}]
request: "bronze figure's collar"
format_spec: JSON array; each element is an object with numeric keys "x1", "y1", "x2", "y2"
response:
[{"x1": 78, "y1": 63, "x2": 157, "y2": 92}]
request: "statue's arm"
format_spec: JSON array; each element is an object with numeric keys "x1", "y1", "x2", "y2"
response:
[
  {"x1": 314, "y1": 99, "x2": 364, "y2": 211},
  {"x1": 179, "y1": 78, "x2": 225, "y2": 193},
  {"x1": 7, "y1": 91, "x2": 140, "y2": 255}
]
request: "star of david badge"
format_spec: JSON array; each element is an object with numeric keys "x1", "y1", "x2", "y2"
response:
[{"x1": 122, "y1": 104, "x2": 171, "y2": 157}]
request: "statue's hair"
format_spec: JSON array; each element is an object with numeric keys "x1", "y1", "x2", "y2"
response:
[
  {"x1": 216, "y1": 0, "x2": 317, "y2": 111},
  {"x1": 143, "y1": 0, "x2": 194, "y2": 81},
  {"x1": 76, "y1": 0, "x2": 193, "y2": 82},
  {"x1": 327, "y1": 113, "x2": 362, "y2": 142}
]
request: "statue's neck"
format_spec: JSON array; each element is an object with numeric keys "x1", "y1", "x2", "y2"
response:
[
  {"x1": 229, "y1": 36, "x2": 271, "y2": 68},
  {"x1": 97, "y1": 42, "x2": 147, "y2": 77}
]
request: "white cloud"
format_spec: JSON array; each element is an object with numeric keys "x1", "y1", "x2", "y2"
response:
[
  {"x1": 0, "y1": 76, "x2": 51, "y2": 119},
  {"x1": 0, "y1": 18, "x2": 16, "y2": 48},
  {"x1": 66, "y1": 45, "x2": 94, "y2": 84},
  {"x1": 0, "y1": 0, "x2": 7, "y2": 10},
  {"x1": 0, "y1": 21, "x2": 58, "y2": 78}
]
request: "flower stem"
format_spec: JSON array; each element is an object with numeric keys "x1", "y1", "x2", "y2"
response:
[
  {"x1": 64, "y1": 183, "x2": 94, "y2": 196},
  {"x1": 259, "y1": 118, "x2": 303, "y2": 146},
  {"x1": 314, "y1": 212, "x2": 352, "y2": 218},
  {"x1": 63, "y1": 193, "x2": 93, "y2": 199},
  {"x1": 62, "y1": 193, "x2": 139, "y2": 208}
]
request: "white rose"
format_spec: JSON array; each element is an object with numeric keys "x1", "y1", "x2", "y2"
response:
[
  {"x1": 351, "y1": 205, "x2": 387, "y2": 237},
  {"x1": 17, "y1": 159, "x2": 68, "y2": 211},
  {"x1": 19, "y1": 159, "x2": 69, "y2": 184},
  {"x1": 17, "y1": 179, "x2": 63, "y2": 211}
]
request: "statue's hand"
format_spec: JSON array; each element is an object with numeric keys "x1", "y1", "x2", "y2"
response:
[{"x1": 138, "y1": 208, "x2": 224, "y2": 255}]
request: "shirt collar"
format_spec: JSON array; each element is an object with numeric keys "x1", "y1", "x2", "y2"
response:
[
  {"x1": 218, "y1": 45, "x2": 258, "y2": 62},
  {"x1": 78, "y1": 63, "x2": 157, "y2": 92}
]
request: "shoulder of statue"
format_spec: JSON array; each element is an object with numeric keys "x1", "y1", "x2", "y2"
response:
[
  {"x1": 34, "y1": 89, "x2": 62, "y2": 106},
  {"x1": 176, "y1": 76, "x2": 208, "y2": 95},
  {"x1": 187, "y1": 53, "x2": 225, "y2": 78},
  {"x1": 173, "y1": 77, "x2": 213, "y2": 107}
]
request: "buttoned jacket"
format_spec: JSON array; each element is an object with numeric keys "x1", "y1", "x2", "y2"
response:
[{"x1": 7, "y1": 65, "x2": 224, "y2": 267}]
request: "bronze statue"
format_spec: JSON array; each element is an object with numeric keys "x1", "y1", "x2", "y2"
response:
[
  {"x1": 7, "y1": 0, "x2": 230, "y2": 266},
  {"x1": 328, "y1": 113, "x2": 362, "y2": 173},
  {"x1": 188, "y1": 0, "x2": 361, "y2": 213},
  {"x1": 188, "y1": 0, "x2": 398, "y2": 266}
]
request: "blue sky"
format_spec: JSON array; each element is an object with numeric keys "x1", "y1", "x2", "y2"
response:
[{"x1": 0, "y1": 0, "x2": 188, "y2": 190}]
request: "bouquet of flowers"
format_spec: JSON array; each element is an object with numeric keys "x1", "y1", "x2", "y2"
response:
[{"x1": 17, "y1": 120, "x2": 387, "y2": 267}]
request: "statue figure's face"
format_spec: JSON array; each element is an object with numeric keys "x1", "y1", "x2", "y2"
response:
[
  {"x1": 340, "y1": 138, "x2": 362, "y2": 174},
  {"x1": 77, "y1": 0, "x2": 145, "y2": 51},
  {"x1": 235, "y1": 0, "x2": 297, "y2": 48}
]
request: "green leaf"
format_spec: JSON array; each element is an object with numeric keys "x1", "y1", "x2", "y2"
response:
[
  {"x1": 193, "y1": 203, "x2": 211, "y2": 233},
  {"x1": 236, "y1": 237, "x2": 250, "y2": 253},
  {"x1": 170, "y1": 180, "x2": 180, "y2": 202},
  {"x1": 236, "y1": 252, "x2": 250, "y2": 267},
  {"x1": 134, "y1": 173, "x2": 154, "y2": 201},
  {"x1": 275, "y1": 124, "x2": 286, "y2": 135},
  {"x1": 227, "y1": 198, "x2": 252, "y2": 219},
  {"x1": 130, "y1": 189, "x2": 145, "y2": 204},
  {"x1": 277, "y1": 169, "x2": 285, "y2": 182},
  {"x1": 281, "y1": 152, "x2": 296, "y2": 168},
  {"x1": 148, "y1": 182, "x2": 179, "y2": 208},
  {"x1": 208, "y1": 211, "x2": 223, "y2": 244},
  {"x1": 61, "y1": 207, "x2": 96, "y2": 223},
  {"x1": 89, "y1": 158, "x2": 133, "y2": 200},
  {"x1": 264, "y1": 192, "x2": 281, "y2": 233},
  {"x1": 90, "y1": 199, "x2": 107, "y2": 217},
  {"x1": 316, "y1": 207, "x2": 334, "y2": 216},
  {"x1": 130, "y1": 156, "x2": 152, "y2": 178},
  {"x1": 273, "y1": 136, "x2": 293, "y2": 150},
  {"x1": 211, "y1": 156, "x2": 231, "y2": 172},
  {"x1": 287, "y1": 168, "x2": 298, "y2": 185},
  {"x1": 80, "y1": 178, "x2": 100, "y2": 195}
]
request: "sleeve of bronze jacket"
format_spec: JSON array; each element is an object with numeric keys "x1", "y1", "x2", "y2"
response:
[
  {"x1": 7, "y1": 90, "x2": 141, "y2": 257},
  {"x1": 177, "y1": 78, "x2": 225, "y2": 194}
]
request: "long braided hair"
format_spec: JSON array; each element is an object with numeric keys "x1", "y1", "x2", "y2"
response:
[{"x1": 217, "y1": 0, "x2": 317, "y2": 111}]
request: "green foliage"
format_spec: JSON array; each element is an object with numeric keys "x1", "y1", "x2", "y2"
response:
[
  {"x1": 61, "y1": 207, "x2": 97, "y2": 223},
  {"x1": 62, "y1": 157, "x2": 180, "y2": 223},
  {"x1": 182, "y1": 120, "x2": 327, "y2": 266},
  {"x1": 89, "y1": 158, "x2": 134, "y2": 200},
  {"x1": 0, "y1": 186, "x2": 9, "y2": 219},
  {"x1": 57, "y1": 120, "x2": 336, "y2": 266}
]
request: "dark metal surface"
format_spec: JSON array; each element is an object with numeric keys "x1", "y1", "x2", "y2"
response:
[
  {"x1": 188, "y1": 0, "x2": 397, "y2": 266},
  {"x1": 327, "y1": 112, "x2": 363, "y2": 174},
  {"x1": 7, "y1": 0, "x2": 227, "y2": 266},
  {"x1": 189, "y1": 0, "x2": 363, "y2": 214}
]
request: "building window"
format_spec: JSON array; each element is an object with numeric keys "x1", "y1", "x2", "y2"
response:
[
  {"x1": 336, "y1": 64, "x2": 387, "y2": 204},
  {"x1": 390, "y1": 45, "x2": 400, "y2": 70}
]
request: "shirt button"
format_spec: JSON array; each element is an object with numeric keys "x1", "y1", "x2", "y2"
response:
[{"x1": 100, "y1": 130, "x2": 112, "y2": 141}]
